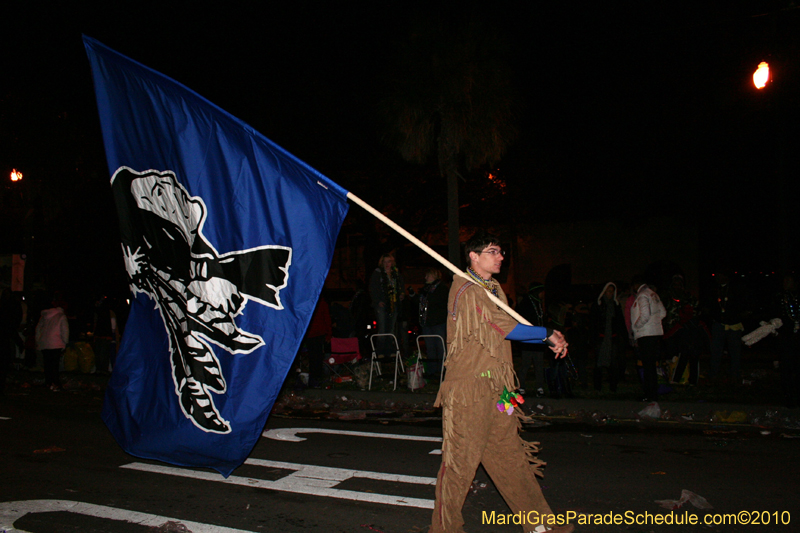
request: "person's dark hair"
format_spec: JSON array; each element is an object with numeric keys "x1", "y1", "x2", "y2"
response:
[{"x1": 464, "y1": 231, "x2": 501, "y2": 265}]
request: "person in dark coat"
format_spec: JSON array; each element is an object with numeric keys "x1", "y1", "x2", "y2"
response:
[
  {"x1": 0, "y1": 289, "x2": 24, "y2": 397},
  {"x1": 514, "y1": 282, "x2": 547, "y2": 396},
  {"x1": 409, "y1": 268, "x2": 449, "y2": 378},
  {"x1": 589, "y1": 282, "x2": 627, "y2": 392},
  {"x1": 775, "y1": 273, "x2": 800, "y2": 408},
  {"x1": 305, "y1": 296, "x2": 332, "y2": 388},
  {"x1": 707, "y1": 271, "x2": 749, "y2": 384},
  {"x1": 369, "y1": 254, "x2": 405, "y2": 356},
  {"x1": 663, "y1": 274, "x2": 705, "y2": 386}
]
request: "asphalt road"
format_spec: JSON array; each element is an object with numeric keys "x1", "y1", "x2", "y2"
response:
[{"x1": 2, "y1": 386, "x2": 799, "y2": 533}]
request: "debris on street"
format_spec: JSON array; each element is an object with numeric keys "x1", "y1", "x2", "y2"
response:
[
  {"x1": 33, "y1": 446, "x2": 66, "y2": 454},
  {"x1": 655, "y1": 489, "x2": 713, "y2": 510},
  {"x1": 150, "y1": 521, "x2": 193, "y2": 532},
  {"x1": 638, "y1": 402, "x2": 662, "y2": 419}
]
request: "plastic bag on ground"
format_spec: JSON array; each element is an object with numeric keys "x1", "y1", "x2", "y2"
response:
[
  {"x1": 639, "y1": 402, "x2": 661, "y2": 419},
  {"x1": 655, "y1": 489, "x2": 713, "y2": 510},
  {"x1": 407, "y1": 362, "x2": 426, "y2": 390}
]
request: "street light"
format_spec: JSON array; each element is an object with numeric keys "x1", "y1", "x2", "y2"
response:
[
  {"x1": 753, "y1": 61, "x2": 770, "y2": 89},
  {"x1": 10, "y1": 168, "x2": 23, "y2": 182}
]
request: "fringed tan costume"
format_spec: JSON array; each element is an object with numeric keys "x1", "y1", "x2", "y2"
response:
[{"x1": 430, "y1": 274, "x2": 554, "y2": 533}]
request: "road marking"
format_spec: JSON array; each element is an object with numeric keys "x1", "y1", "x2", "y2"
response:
[
  {"x1": 263, "y1": 427, "x2": 442, "y2": 443},
  {"x1": 122, "y1": 458, "x2": 436, "y2": 509},
  {"x1": 0, "y1": 499, "x2": 255, "y2": 533},
  {"x1": 0, "y1": 417, "x2": 10, "y2": 421},
  {"x1": 263, "y1": 427, "x2": 443, "y2": 454}
]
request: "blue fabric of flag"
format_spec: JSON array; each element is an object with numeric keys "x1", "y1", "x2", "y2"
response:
[{"x1": 84, "y1": 35, "x2": 349, "y2": 476}]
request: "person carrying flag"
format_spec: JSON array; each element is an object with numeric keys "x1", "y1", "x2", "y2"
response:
[{"x1": 430, "y1": 231, "x2": 574, "y2": 533}]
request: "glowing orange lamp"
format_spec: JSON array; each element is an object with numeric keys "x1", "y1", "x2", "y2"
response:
[
  {"x1": 753, "y1": 61, "x2": 770, "y2": 89},
  {"x1": 10, "y1": 168, "x2": 23, "y2": 182}
]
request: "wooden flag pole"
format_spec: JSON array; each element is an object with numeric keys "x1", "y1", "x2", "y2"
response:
[{"x1": 346, "y1": 191, "x2": 532, "y2": 327}]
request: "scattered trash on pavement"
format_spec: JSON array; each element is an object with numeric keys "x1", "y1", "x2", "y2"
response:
[
  {"x1": 150, "y1": 521, "x2": 192, "y2": 532},
  {"x1": 33, "y1": 446, "x2": 66, "y2": 454},
  {"x1": 711, "y1": 411, "x2": 748, "y2": 423},
  {"x1": 638, "y1": 402, "x2": 661, "y2": 419},
  {"x1": 750, "y1": 410, "x2": 781, "y2": 427},
  {"x1": 655, "y1": 489, "x2": 713, "y2": 510},
  {"x1": 470, "y1": 479, "x2": 488, "y2": 493}
]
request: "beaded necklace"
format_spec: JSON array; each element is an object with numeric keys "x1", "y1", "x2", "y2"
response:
[
  {"x1": 527, "y1": 293, "x2": 544, "y2": 326},
  {"x1": 466, "y1": 267, "x2": 498, "y2": 298}
]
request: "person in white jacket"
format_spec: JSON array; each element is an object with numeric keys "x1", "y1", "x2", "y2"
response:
[
  {"x1": 36, "y1": 304, "x2": 69, "y2": 391},
  {"x1": 631, "y1": 283, "x2": 666, "y2": 402}
]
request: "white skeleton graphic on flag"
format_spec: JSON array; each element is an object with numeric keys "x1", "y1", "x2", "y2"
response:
[{"x1": 112, "y1": 167, "x2": 291, "y2": 434}]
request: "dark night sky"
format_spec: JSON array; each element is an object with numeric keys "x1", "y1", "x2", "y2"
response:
[{"x1": 2, "y1": 1, "x2": 799, "y2": 295}]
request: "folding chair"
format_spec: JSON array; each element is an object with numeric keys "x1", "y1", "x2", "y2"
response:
[
  {"x1": 326, "y1": 337, "x2": 362, "y2": 381},
  {"x1": 369, "y1": 333, "x2": 404, "y2": 391},
  {"x1": 415, "y1": 334, "x2": 447, "y2": 383}
]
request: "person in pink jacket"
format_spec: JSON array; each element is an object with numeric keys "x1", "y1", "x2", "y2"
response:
[{"x1": 36, "y1": 302, "x2": 69, "y2": 391}]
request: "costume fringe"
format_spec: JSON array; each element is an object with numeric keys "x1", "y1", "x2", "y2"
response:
[
  {"x1": 439, "y1": 278, "x2": 546, "y2": 478},
  {"x1": 434, "y1": 363, "x2": 516, "y2": 408},
  {"x1": 516, "y1": 408, "x2": 547, "y2": 478},
  {"x1": 447, "y1": 283, "x2": 507, "y2": 358}
]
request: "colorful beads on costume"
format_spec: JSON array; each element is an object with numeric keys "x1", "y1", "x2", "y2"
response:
[
  {"x1": 496, "y1": 387, "x2": 524, "y2": 415},
  {"x1": 466, "y1": 267, "x2": 498, "y2": 298}
]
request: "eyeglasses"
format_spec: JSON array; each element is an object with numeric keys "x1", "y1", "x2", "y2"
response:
[{"x1": 478, "y1": 249, "x2": 505, "y2": 257}]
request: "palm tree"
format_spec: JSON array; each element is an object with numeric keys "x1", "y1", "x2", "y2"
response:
[{"x1": 379, "y1": 9, "x2": 520, "y2": 266}]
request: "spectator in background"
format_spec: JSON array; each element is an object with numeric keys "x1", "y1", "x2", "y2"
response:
[
  {"x1": 92, "y1": 294, "x2": 119, "y2": 374},
  {"x1": 775, "y1": 273, "x2": 800, "y2": 408},
  {"x1": 623, "y1": 276, "x2": 643, "y2": 346},
  {"x1": 348, "y1": 279, "x2": 371, "y2": 357},
  {"x1": 663, "y1": 274, "x2": 704, "y2": 386},
  {"x1": 514, "y1": 282, "x2": 547, "y2": 396},
  {"x1": 545, "y1": 299, "x2": 574, "y2": 398},
  {"x1": 369, "y1": 254, "x2": 405, "y2": 356},
  {"x1": 631, "y1": 280, "x2": 666, "y2": 402},
  {"x1": 24, "y1": 297, "x2": 39, "y2": 369},
  {"x1": 36, "y1": 297, "x2": 69, "y2": 392},
  {"x1": 0, "y1": 289, "x2": 24, "y2": 398},
  {"x1": 410, "y1": 267, "x2": 448, "y2": 378},
  {"x1": 590, "y1": 282, "x2": 626, "y2": 393},
  {"x1": 707, "y1": 271, "x2": 748, "y2": 385},
  {"x1": 620, "y1": 276, "x2": 644, "y2": 386},
  {"x1": 305, "y1": 296, "x2": 332, "y2": 389},
  {"x1": 566, "y1": 303, "x2": 591, "y2": 389}
]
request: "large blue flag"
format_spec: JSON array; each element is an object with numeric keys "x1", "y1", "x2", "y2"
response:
[{"x1": 84, "y1": 36, "x2": 349, "y2": 476}]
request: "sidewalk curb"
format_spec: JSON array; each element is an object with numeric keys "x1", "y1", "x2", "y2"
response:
[{"x1": 282, "y1": 387, "x2": 800, "y2": 432}]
